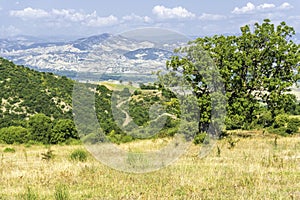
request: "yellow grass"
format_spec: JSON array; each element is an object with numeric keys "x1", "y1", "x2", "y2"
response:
[{"x1": 0, "y1": 134, "x2": 299, "y2": 199}]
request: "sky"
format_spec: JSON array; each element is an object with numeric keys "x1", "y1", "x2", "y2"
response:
[{"x1": 0, "y1": 0, "x2": 299, "y2": 39}]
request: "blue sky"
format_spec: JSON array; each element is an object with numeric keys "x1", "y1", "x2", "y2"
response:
[{"x1": 0, "y1": 0, "x2": 299, "y2": 39}]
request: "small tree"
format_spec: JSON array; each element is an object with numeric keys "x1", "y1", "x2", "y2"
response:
[
  {"x1": 51, "y1": 119, "x2": 79, "y2": 144},
  {"x1": 28, "y1": 114, "x2": 52, "y2": 144}
]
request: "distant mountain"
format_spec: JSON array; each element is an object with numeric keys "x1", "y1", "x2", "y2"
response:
[
  {"x1": 124, "y1": 48, "x2": 173, "y2": 60},
  {"x1": 2, "y1": 31, "x2": 297, "y2": 82},
  {"x1": 0, "y1": 33, "x2": 182, "y2": 80},
  {"x1": 72, "y1": 33, "x2": 111, "y2": 50}
]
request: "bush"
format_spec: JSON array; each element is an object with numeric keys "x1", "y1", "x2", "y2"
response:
[
  {"x1": 193, "y1": 132, "x2": 208, "y2": 145},
  {"x1": 133, "y1": 90, "x2": 142, "y2": 95},
  {"x1": 257, "y1": 110, "x2": 273, "y2": 127},
  {"x1": 0, "y1": 126, "x2": 29, "y2": 144},
  {"x1": 286, "y1": 118, "x2": 300, "y2": 134},
  {"x1": 120, "y1": 135, "x2": 133, "y2": 143},
  {"x1": 268, "y1": 127, "x2": 288, "y2": 136},
  {"x1": 273, "y1": 114, "x2": 288, "y2": 128},
  {"x1": 225, "y1": 115, "x2": 245, "y2": 130},
  {"x1": 28, "y1": 114, "x2": 52, "y2": 144},
  {"x1": 51, "y1": 119, "x2": 79, "y2": 144},
  {"x1": 70, "y1": 149, "x2": 88, "y2": 162},
  {"x1": 3, "y1": 147, "x2": 16, "y2": 153},
  {"x1": 82, "y1": 132, "x2": 107, "y2": 144}
]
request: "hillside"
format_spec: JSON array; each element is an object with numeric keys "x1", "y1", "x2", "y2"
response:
[
  {"x1": 0, "y1": 57, "x2": 74, "y2": 128},
  {"x1": 0, "y1": 58, "x2": 179, "y2": 144}
]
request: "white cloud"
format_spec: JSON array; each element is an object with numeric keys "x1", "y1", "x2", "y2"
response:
[
  {"x1": 52, "y1": 9, "x2": 92, "y2": 22},
  {"x1": 85, "y1": 15, "x2": 118, "y2": 27},
  {"x1": 10, "y1": 8, "x2": 118, "y2": 27},
  {"x1": 10, "y1": 7, "x2": 49, "y2": 19},
  {"x1": 278, "y1": 2, "x2": 293, "y2": 10},
  {"x1": 257, "y1": 3, "x2": 275, "y2": 10},
  {"x1": 122, "y1": 14, "x2": 152, "y2": 23},
  {"x1": 152, "y1": 5, "x2": 195, "y2": 19},
  {"x1": 232, "y1": 2, "x2": 255, "y2": 14},
  {"x1": 232, "y1": 2, "x2": 293, "y2": 14},
  {"x1": 199, "y1": 13, "x2": 227, "y2": 21}
]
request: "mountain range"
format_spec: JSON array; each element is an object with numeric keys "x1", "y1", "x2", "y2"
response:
[
  {"x1": 0, "y1": 32, "x2": 187, "y2": 81},
  {"x1": 0, "y1": 32, "x2": 299, "y2": 81}
]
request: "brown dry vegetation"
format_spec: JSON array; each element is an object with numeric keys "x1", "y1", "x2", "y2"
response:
[{"x1": 0, "y1": 134, "x2": 299, "y2": 199}]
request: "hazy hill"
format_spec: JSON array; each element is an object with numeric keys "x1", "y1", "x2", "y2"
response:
[{"x1": 0, "y1": 32, "x2": 184, "y2": 81}]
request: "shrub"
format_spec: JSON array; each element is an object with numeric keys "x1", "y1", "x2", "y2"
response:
[
  {"x1": 193, "y1": 132, "x2": 208, "y2": 145},
  {"x1": 257, "y1": 110, "x2": 273, "y2": 127},
  {"x1": 225, "y1": 115, "x2": 245, "y2": 130},
  {"x1": 273, "y1": 114, "x2": 288, "y2": 128},
  {"x1": 82, "y1": 132, "x2": 107, "y2": 144},
  {"x1": 28, "y1": 114, "x2": 52, "y2": 144},
  {"x1": 121, "y1": 135, "x2": 133, "y2": 143},
  {"x1": 268, "y1": 127, "x2": 288, "y2": 136},
  {"x1": 0, "y1": 126, "x2": 29, "y2": 144},
  {"x1": 3, "y1": 147, "x2": 16, "y2": 153},
  {"x1": 51, "y1": 119, "x2": 79, "y2": 144},
  {"x1": 70, "y1": 149, "x2": 88, "y2": 162},
  {"x1": 133, "y1": 90, "x2": 142, "y2": 95},
  {"x1": 286, "y1": 118, "x2": 300, "y2": 134}
]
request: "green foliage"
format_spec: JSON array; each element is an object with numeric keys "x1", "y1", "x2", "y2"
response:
[
  {"x1": 0, "y1": 126, "x2": 29, "y2": 144},
  {"x1": 164, "y1": 19, "x2": 300, "y2": 131},
  {"x1": 28, "y1": 114, "x2": 53, "y2": 144},
  {"x1": 54, "y1": 184, "x2": 70, "y2": 200},
  {"x1": 70, "y1": 149, "x2": 88, "y2": 162},
  {"x1": 268, "y1": 115, "x2": 300, "y2": 135},
  {"x1": 82, "y1": 132, "x2": 107, "y2": 144},
  {"x1": 3, "y1": 147, "x2": 16, "y2": 153},
  {"x1": 94, "y1": 85, "x2": 124, "y2": 136},
  {"x1": 94, "y1": 84, "x2": 179, "y2": 143},
  {"x1": 193, "y1": 132, "x2": 207, "y2": 145},
  {"x1": 257, "y1": 110, "x2": 273, "y2": 128},
  {"x1": 51, "y1": 119, "x2": 79, "y2": 144},
  {"x1": 0, "y1": 58, "x2": 80, "y2": 144},
  {"x1": 286, "y1": 118, "x2": 300, "y2": 134},
  {"x1": 273, "y1": 114, "x2": 288, "y2": 128},
  {"x1": 0, "y1": 57, "x2": 74, "y2": 129}
]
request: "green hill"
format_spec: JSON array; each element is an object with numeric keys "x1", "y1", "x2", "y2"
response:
[
  {"x1": 0, "y1": 57, "x2": 74, "y2": 128},
  {"x1": 0, "y1": 57, "x2": 179, "y2": 144}
]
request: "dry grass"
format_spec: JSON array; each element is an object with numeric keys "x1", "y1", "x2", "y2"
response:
[{"x1": 0, "y1": 134, "x2": 299, "y2": 199}]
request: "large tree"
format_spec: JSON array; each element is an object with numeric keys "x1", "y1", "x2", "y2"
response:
[{"x1": 166, "y1": 19, "x2": 300, "y2": 131}]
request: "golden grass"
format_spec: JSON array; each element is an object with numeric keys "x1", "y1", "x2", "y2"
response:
[
  {"x1": 0, "y1": 134, "x2": 299, "y2": 199},
  {"x1": 98, "y1": 81, "x2": 138, "y2": 91}
]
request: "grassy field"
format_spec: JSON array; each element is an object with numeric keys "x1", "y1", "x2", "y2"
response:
[{"x1": 0, "y1": 133, "x2": 299, "y2": 199}]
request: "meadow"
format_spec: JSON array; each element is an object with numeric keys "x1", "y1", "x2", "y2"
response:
[{"x1": 0, "y1": 132, "x2": 299, "y2": 199}]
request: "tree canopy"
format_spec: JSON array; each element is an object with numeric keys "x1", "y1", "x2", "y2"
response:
[{"x1": 165, "y1": 19, "x2": 300, "y2": 131}]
